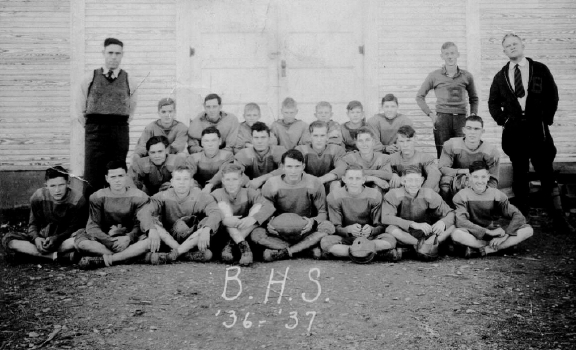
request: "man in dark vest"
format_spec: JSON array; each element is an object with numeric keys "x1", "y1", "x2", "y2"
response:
[
  {"x1": 488, "y1": 33, "x2": 574, "y2": 234},
  {"x1": 77, "y1": 37, "x2": 138, "y2": 197}
]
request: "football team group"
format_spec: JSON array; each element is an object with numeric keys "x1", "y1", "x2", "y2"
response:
[{"x1": 3, "y1": 33, "x2": 572, "y2": 269}]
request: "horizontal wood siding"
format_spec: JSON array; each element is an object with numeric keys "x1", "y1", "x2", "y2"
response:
[
  {"x1": 0, "y1": 0, "x2": 71, "y2": 170},
  {"x1": 479, "y1": 0, "x2": 576, "y2": 162},
  {"x1": 83, "y1": 0, "x2": 177, "y2": 160},
  {"x1": 376, "y1": 1, "x2": 468, "y2": 156}
]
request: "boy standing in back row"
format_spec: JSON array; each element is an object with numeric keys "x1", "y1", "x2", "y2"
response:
[{"x1": 416, "y1": 42, "x2": 479, "y2": 158}]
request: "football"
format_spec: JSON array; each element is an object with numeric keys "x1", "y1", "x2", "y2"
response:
[
  {"x1": 349, "y1": 237, "x2": 377, "y2": 264},
  {"x1": 269, "y1": 213, "x2": 309, "y2": 241}
]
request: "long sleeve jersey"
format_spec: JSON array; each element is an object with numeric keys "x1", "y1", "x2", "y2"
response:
[
  {"x1": 389, "y1": 150, "x2": 441, "y2": 191},
  {"x1": 27, "y1": 187, "x2": 88, "y2": 243},
  {"x1": 138, "y1": 187, "x2": 222, "y2": 236},
  {"x1": 262, "y1": 174, "x2": 327, "y2": 223},
  {"x1": 340, "y1": 121, "x2": 383, "y2": 152},
  {"x1": 295, "y1": 144, "x2": 346, "y2": 178},
  {"x1": 327, "y1": 186, "x2": 384, "y2": 239},
  {"x1": 186, "y1": 150, "x2": 234, "y2": 188},
  {"x1": 134, "y1": 120, "x2": 189, "y2": 157},
  {"x1": 270, "y1": 119, "x2": 309, "y2": 149},
  {"x1": 381, "y1": 187, "x2": 454, "y2": 231},
  {"x1": 233, "y1": 121, "x2": 278, "y2": 154},
  {"x1": 416, "y1": 66, "x2": 479, "y2": 115},
  {"x1": 211, "y1": 188, "x2": 275, "y2": 225},
  {"x1": 439, "y1": 137, "x2": 500, "y2": 188},
  {"x1": 187, "y1": 111, "x2": 239, "y2": 154},
  {"x1": 367, "y1": 113, "x2": 414, "y2": 149},
  {"x1": 334, "y1": 151, "x2": 393, "y2": 180},
  {"x1": 129, "y1": 154, "x2": 187, "y2": 195},
  {"x1": 86, "y1": 187, "x2": 149, "y2": 249},
  {"x1": 453, "y1": 187, "x2": 526, "y2": 239}
]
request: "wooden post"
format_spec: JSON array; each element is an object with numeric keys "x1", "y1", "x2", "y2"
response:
[
  {"x1": 69, "y1": 0, "x2": 85, "y2": 176},
  {"x1": 362, "y1": 0, "x2": 379, "y2": 118},
  {"x1": 466, "y1": 0, "x2": 481, "y2": 101},
  {"x1": 176, "y1": 0, "x2": 194, "y2": 125}
]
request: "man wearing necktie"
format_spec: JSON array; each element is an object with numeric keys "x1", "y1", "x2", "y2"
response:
[
  {"x1": 488, "y1": 33, "x2": 574, "y2": 234},
  {"x1": 77, "y1": 38, "x2": 138, "y2": 198}
]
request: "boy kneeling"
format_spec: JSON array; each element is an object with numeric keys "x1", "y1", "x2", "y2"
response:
[
  {"x1": 2, "y1": 166, "x2": 87, "y2": 264},
  {"x1": 381, "y1": 166, "x2": 455, "y2": 259},
  {"x1": 452, "y1": 161, "x2": 532, "y2": 258},
  {"x1": 320, "y1": 165, "x2": 398, "y2": 262},
  {"x1": 76, "y1": 161, "x2": 150, "y2": 269},
  {"x1": 211, "y1": 164, "x2": 275, "y2": 266}
]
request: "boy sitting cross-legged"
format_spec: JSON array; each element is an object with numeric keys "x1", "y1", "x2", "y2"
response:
[
  {"x1": 381, "y1": 166, "x2": 455, "y2": 259},
  {"x1": 2, "y1": 166, "x2": 87, "y2": 264},
  {"x1": 451, "y1": 161, "x2": 533, "y2": 258},
  {"x1": 76, "y1": 161, "x2": 151, "y2": 269},
  {"x1": 136, "y1": 165, "x2": 223, "y2": 263},
  {"x1": 211, "y1": 164, "x2": 275, "y2": 266},
  {"x1": 320, "y1": 165, "x2": 399, "y2": 262}
]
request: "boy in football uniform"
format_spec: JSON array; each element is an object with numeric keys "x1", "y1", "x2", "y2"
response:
[
  {"x1": 2, "y1": 166, "x2": 87, "y2": 264},
  {"x1": 211, "y1": 164, "x2": 275, "y2": 266},
  {"x1": 76, "y1": 161, "x2": 150, "y2": 269},
  {"x1": 341, "y1": 100, "x2": 383, "y2": 153},
  {"x1": 451, "y1": 161, "x2": 532, "y2": 258},
  {"x1": 133, "y1": 98, "x2": 188, "y2": 157},
  {"x1": 381, "y1": 166, "x2": 455, "y2": 256},
  {"x1": 252, "y1": 150, "x2": 335, "y2": 261},
  {"x1": 438, "y1": 115, "x2": 500, "y2": 204},
  {"x1": 367, "y1": 94, "x2": 413, "y2": 154},
  {"x1": 334, "y1": 127, "x2": 392, "y2": 192},
  {"x1": 307, "y1": 101, "x2": 343, "y2": 146},
  {"x1": 130, "y1": 136, "x2": 188, "y2": 195},
  {"x1": 388, "y1": 125, "x2": 441, "y2": 192},
  {"x1": 137, "y1": 165, "x2": 222, "y2": 262},
  {"x1": 233, "y1": 103, "x2": 277, "y2": 154},
  {"x1": 295, "y1": 121, "x2": 346, "y2": 190},
  {"x1": 186, "y1": 127, "x2": 234, "y2": 193},
  {"x1": 270, "y1": 97, "x2": 310, "y2": 149},
  {"x1": 320, "y1": 165, "x2": 399, "y2": 261}
]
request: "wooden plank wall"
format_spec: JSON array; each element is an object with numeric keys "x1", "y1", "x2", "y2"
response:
[
  {"x1": 375, "y1": 0, "x2": 468, "y2": 156},
  {"x1": 83, "y1": 0, "x2": 177, "y2": 164},
  {"x1": 0, "y1": 0, "x2": 71, "y2": 170},
  {"x1": 479, "y1": 0, "x2": 576, "y2": 163}
]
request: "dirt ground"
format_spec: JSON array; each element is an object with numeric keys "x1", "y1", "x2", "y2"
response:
[{"x1": 1, "y1": 208, "x2": 575, "y2": 350}]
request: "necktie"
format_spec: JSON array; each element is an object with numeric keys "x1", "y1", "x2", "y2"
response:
[
  {"x1": 514, "y1": 64, "x2": 525, "y2": 98},
  {"x1": 106, "y1": 70, "x2": 115, "y2": 82}
]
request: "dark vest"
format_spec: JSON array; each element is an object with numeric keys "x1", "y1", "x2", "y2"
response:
[{"x1": 86, "y1": 68, "x2": 131, "y2": 116}]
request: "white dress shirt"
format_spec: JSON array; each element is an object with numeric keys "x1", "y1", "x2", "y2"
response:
[{"x1": 508, "y1": 57, "x2": 529, "y2": 111}]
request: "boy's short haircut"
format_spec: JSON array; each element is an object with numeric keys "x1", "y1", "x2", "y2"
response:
[
  {"x1": 309, "y1": 120, "x2": 328, "y2": 133},
  {"x1": 106, "y1": 160, "x2": 128, "y2": 173},
  {"x1": 201, "y1": 126, "x2": 221, "y2": 138},
  {"x1": 355, "y1": 126, "x2": 375, "y2": 140},
  {"x1": 466, "y1": 115, "x2": 484, "y2": 127},
  {"x1": 146, "y1": 135, "x2": 169, "y2": 151},
  {"x1": 315, "y1": 101, "x2": 332, "y2": 111},
  {"x1": 381, "y1": 93, "x2": 399, "y2": 106},
  {"x1": 45, "y1": 165, "x2": 69, "y2": 181},
  {"x1": 441, "y1": 41, "x2": 457, "y2": 51},
  {"x1": 345, "y1": 164, "x2": 364, "y2": 175},
  {"x1": 172, "y1": 165, "x2": 194, "y2": 176},
  {"x1": 397, "y1": 125, "x2": 416, "y2": 138},
  {"x1": 281, "y1": 149, "x2": 305, "y2": 165},
  {"x1": 251, "y1": 121, "x2": 271, "y2": 136},
  {"x1": 157, "y1": 97, "x2": 175, "y2": 111},
  {"x1": 347, "y1": 100, "x2": 363, "y2": 111},
  {"x1": 221, "y1": 163, "x2": 244, "y2": 176},
  {"x1": 469, "y1": 161, "x2": 489, "y2": 174},
  {"x1": 501, "y1": 33, "x2": 522, "y2": 45},
  {"x1": 104, "y1": 38, "x2": 123, "y2": 48},
  {"x1": 244, "y1": 102, "x2": 261, "y2": 113},
  {"x1": 204, "y1": 93, "x2": 222, "y2": 105},
  {"x1": 282, "y1": 97, "x2": 297, "y2": 109},
  {"x1": 402, "y1": 165, "x2": 422, "y2": 177}
]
